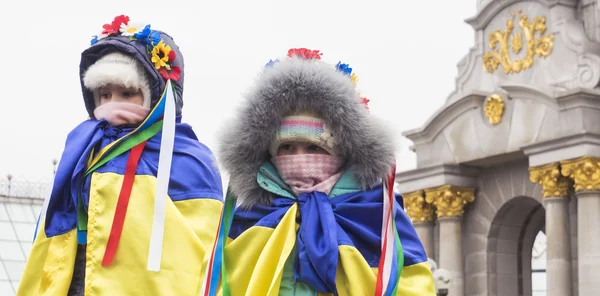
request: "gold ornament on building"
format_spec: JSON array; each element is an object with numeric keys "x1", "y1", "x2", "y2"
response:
[
  {"x1": 424, "y1": 185, "x2": 475, "y2": 218},
  {"x1": 484, "y1": 94, "x2": 505, "y2": 125},
  {"x1": 529, "y1": 163, "x2": 570, "y2": 198},
  {"x1": 483, "y1": 10, "x2": 554, "y2": 74},
  {"x1": 403, "y1": 190, "x2": 435, "y2": 223},
  {"x1": 560, "y1": 156, "x2": 600, "y2": 192}
]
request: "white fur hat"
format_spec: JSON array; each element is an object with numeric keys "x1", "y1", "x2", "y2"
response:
[{"x1": 83, "y1": 51, "x2": 151, "y2": 109}]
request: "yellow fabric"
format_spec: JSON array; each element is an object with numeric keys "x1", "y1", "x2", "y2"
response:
[
  {"x1": 317, "y1": 248, "x2": 436, "y2": 296},
  {"x1": 18, "y1": 226, "x2": 78, "y2": 296},
  {"x1": 18, "y1": 172, "x2": 223, "y2": 296},
  {"x1": 226, "y1": 213, "x2": 436, "y2": 296},
  {"x1": 224, "y1": 204, "x2": 298, "y2": 296},
  {"x1": 334, "y1": 245, "x2": 378, "y2": 296},
  {"x1": 395, "y1": 262, "x2": 436, "y2": 296}
]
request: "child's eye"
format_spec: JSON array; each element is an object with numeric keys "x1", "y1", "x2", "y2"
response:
[
  {"x1": 280, "y1": 144, "x2": 292, "y2": 151},
  {"x1": 100, "y1": 93, "x2": 110, "y2": 99},
  {"x1": 122, "y1": 91, "x2": 135, "y2": 97},
  {"x1": 308, "y1": 145, "x2": 321, "y2": 151}
]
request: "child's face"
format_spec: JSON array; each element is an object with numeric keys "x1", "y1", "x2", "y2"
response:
[
  {"x1": 277, "y1": 141, "x2": 330, "y2": 156},
  {"x1": 98, "y1": 84, "x2": 144, "y2": 107}
]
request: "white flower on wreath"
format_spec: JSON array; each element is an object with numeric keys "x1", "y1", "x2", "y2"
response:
[
  {"x1": 320, "y1": 124, "x2": 337, "y2": 149},
  {"x1": 120, "y1": 23, "x2": 145, "y2": 36}
]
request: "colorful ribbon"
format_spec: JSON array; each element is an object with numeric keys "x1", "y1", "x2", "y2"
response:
[
  {"x1": 66, "y1": 80, "x2": 176, "y2": 272},
  {"x1": 200, "y1": 188, "x2": 235, "y2": 296},
  {"x1": 375, "y1": 163, "x2": 403, "y2": 296},
  {"x1": 147, "y1": 79, "x2": 177, "y2": 271},
  {"x1": 102, "y1": 140, "x2": 147, "y2": 266}
]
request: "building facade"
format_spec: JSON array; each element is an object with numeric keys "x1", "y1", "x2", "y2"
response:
[
  {"x1": 397, "y1": 1, "x2": 600, "y2": 295},
  {"x1": 0, "y1": 197, "x2": 42, "y2": 296}
]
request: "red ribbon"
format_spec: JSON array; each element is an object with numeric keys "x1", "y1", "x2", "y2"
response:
[
  {"x1": 374, "y1": 163, "x2": 397, "y2": 295},
  {"x1": 102, "y1": 141, "x2": 147, "y2": 267}
]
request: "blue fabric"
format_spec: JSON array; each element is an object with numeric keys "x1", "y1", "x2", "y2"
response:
[
  {"x1": 44, "y1": 118, "x2": 223, "y2": 238},
  {"x1": 294, "y1": 192, "x2": 338, "y2": 294},
  {"x1": 229, "y1": 187, "x2": 428, "y2": 294}
]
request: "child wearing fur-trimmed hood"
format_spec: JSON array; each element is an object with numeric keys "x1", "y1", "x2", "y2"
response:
[{"x1": 217, "y1": 48, "x2": 436, "y2": 295}]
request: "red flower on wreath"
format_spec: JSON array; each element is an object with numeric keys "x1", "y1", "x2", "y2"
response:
[
  {"x1": 287, "y1": 48, "x2": 322, "y2": 60},
  {"x1": 156, "y1": 49, "x2": 181, "y2": 81},
  {"x1": 361, "y1": 97, "x2": 370, "y2": 110},
  {"x1": 160, "y1": 66, "x2": 181, "y2": 81},
  {"x1": 102, "y1": 15, "x2": 130, "y2": 35}
]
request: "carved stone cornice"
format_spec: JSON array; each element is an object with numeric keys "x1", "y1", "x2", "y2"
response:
[
  {"x1": 424, "y1": 185, "x2": 475, "y2": 218},
  {"x1": 560, "y1": 156, "x2": 600, "y2": 191},
  {"x1": 403, "y1": 190, "x2": 435, "y2": 223},
  {"x1": 529, "y1": 162, "x2": 570, "y2": 198}
]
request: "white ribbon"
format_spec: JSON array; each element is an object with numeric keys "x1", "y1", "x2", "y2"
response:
[{"x1": 147, "y1": 80, "x2": 177, "y2": 271}]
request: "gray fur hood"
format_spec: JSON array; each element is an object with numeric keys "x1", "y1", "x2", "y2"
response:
[{"x1": 219, "y1": 51, "x2": 397, "y2": 207}]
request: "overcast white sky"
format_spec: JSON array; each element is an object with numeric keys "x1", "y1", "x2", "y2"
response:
[{"x1": 0, "y1": 0, "x2": 476, "y2": 184}]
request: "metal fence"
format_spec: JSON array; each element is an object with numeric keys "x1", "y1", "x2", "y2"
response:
[{"x1": 0, "y1": 177, "x2": 51, "y2": 199}]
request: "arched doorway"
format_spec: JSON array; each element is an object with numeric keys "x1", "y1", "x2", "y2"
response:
[
  {"x1": 531, "y1": 231, "x2": 547, "y2": 296},
  {"x1": 487, "y1": 196, "x2": 545, "y2": 296}
]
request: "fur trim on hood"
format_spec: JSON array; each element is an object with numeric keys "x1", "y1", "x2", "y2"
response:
[
  {"x1": 219, "y1": 52, "x2": 397, "y2": 207},
  {"x1": 83, "y1": 52, "x2": 152, "y2": 109}
]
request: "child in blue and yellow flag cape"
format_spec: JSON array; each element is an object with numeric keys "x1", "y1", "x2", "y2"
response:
[
  {"x1": 18, "y1": 15, "x2": 224, "y2": 296},
  {"x1": 215, "y1": 49, "x2": 436, "y2": 295}
]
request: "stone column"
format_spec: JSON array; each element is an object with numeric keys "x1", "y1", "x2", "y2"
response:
[
  {"x1": 561, "y1": 156, "x2": 600, "y2": 296},
  {"x1": 403, "y1": 190, "x2": 435, "y2": 258},
  {"x1": 425, "y1": 185, "x2": 474, "y2": 296},
  {"x1": 529, "y1": 163, "x2": 572, "y2": 296}
]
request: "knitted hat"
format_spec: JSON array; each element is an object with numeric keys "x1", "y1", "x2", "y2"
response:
[
  {"x1": 269, "y1": 109, "x2": 338, "y2": 156},
  {"x1": 83, "y1": 51, "x2": 151, "y2": 109}
]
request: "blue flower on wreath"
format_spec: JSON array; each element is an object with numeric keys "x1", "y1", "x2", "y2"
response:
[
  {"x1": 137, "y1": 28, "x2": 161, "y2": 47},
  {"x1": 265, "y1": 59, "x2": 280, "y2": 68},
  {"x1": 336, "y1": 61, "x2": 352, "y2": 76},
  {"x1": 134, "y1": 25, "x2": 152, "y2": 42},
  {"x1": 91, "y1": 35, "x2": 99, "y2": 45}
]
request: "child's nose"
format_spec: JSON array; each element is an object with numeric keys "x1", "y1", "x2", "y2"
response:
[{"x1": 295, "y1": 147, "x2": 308, "y2": 155}]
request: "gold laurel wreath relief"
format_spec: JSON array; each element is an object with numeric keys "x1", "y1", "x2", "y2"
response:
[{"x1": 483, "y1": 10, "x2": 554, "y2": 74}]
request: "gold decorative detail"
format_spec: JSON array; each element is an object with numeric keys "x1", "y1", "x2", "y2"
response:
[
  {"x1": 403, "y1": 190, "x2": 435, "y2": 223},
  {"x1": 511, "y1": 32, "x2": 523, "y2": 54},
  {"x1": 529, "y1": 163, "x2": 569, "y2": 197},
  {"x1": 484, "y1": 94, "x2": 505, "y2": 125},
  {"x1": 560, "y1": 156, "x2": 600, "y2": 192},
  {"x1": 424, "y1": 185, "x2": 475, "y2": 218},
  {"x1": 483, "y1": 10, "x2": 554, "y2": 74}
]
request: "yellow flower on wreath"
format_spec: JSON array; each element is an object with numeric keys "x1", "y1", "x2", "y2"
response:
[{"x1": 151, "y1": 40, "x2": 172, "y2": 70}]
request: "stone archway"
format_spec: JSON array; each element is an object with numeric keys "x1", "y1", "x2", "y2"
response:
[
  {"x1": 487, "y1": 196, "x2": 545, "y2": 296},
  {"x1": 459, "y1": 161, "x2": 546, "y2": 296}
]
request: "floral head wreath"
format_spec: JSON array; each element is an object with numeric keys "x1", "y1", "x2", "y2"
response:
[
  {"x1": 90, "y1": 15, "x2": 181, "y2": 81},
  {"x1": 265, "y1": 48, "x2": 370, "y2": 109}
]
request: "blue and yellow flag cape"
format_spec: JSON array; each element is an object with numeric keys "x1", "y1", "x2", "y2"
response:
[
  {"x1": 222, "y1": 185, "x2": 435, "y2": 296},
  {"x1": 18, "y1": 117, "x2": 223, "y2": 295}
]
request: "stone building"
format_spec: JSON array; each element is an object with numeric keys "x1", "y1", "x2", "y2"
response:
[{"x1": 396, "y1": 0, "x2": 600, "y2": 295}]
